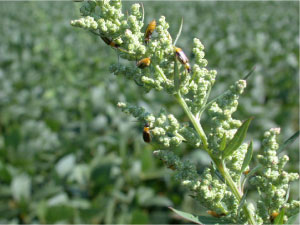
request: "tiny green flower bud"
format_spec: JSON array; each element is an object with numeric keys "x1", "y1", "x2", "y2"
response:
[
  {"x1": 152, "y1": 127, "x2": 166, "y2": 136},
  {"x1": 170, "y1": 136, "x2": 182, "y2": 146},
  {"x1": 145, "y1": 115, "x2": 156, "y2": 124}
]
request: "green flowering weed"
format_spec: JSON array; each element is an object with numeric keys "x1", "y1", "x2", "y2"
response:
[{"x1": 71, "y1": 1, "x2": 299, "y2": 224}]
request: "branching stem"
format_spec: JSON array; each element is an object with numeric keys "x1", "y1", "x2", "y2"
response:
[
  {"x1": 174, "y1": 92, "x2": 208, "y2": 150},
  {"x1": 155, "y1": 65, "x2": 169, "y2": 83},
  {"x1": 217, "y1": 161, "x2": 256, "y2": 225},
  {"x1": 175, "y1": 91, "x2": 256, "y2": 225}
]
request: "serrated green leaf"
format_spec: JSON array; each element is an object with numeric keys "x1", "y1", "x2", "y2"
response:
[
  {"x1": 223, "y1": 118, "x2": 253, "y2": 159},
  {"x1": 219, "y1": 134, "x2": 227, "y2": 151},
  {"x1": 241, "y1": 141, "x2": 253, "y2": 173},
  {"x1": 287, "y1": 213, "x2": 299, "y2": 224},
  {"x1": 274, "y1": 208, "x2": 285, "y2": 224},
  {"x1": 277, "y1": 131, "x2": 300, "y2": 154},
  {"x1": 168, "y1": 207, "x2": 233, "y2": 224}
]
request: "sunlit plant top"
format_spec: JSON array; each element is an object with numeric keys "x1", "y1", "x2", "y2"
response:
[{"x1": 71, "y1": 1, "x2": 299, "y2": 224}]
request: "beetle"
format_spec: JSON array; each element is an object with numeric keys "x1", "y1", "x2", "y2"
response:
[
  {"x1": 136, "y1": 57, "x2": 151, "y2": 69},
  {"x1": 143, "y1": 123, "x2": 151, "y2": 143},
  {"x1": 100, "y1": 35, "x2": 120, "y2": 48},
  {"x1": 167, "y1": 164, "x2": 176, "y2": 170},
  {"x1": 144, "y1": 19, "x2": 156, "y2": 44},
  {"x1": 243, "y1": 169, "x2": 250, "y2": 175},
  {"x1": 174, "y1": 47, "x2": 191, "y2": 73},
  {"x1": 270, "y1": 211, "x2": 279, "y2": 223},
  {"x1": 207, "y1": 210, "x2": 226, "y2": 218}
]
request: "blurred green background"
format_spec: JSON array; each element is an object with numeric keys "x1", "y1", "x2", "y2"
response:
[{"x1": 0, "y1": 1, "x2": 298, "y2": 224}]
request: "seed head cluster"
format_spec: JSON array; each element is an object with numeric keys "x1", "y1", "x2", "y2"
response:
[{"x1": 250, "y1": 128, "x2": 299, "y2": 224}]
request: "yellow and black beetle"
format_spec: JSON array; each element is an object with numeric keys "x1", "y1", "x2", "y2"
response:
[
  {"x1": 136, "y1": 57, "x2": 151, "y2": 69},
  {"x1": 100, "y1": 35, "x2": 120, "y2": 48},
  {"x1": 143, "y1": 123, "x2": 151, "y2": 143},
  {"x1": 174, "y1": 47, "x2": 191, "y2": 73},
  {"x1": 144, "y1": 19, "x2": 156, "y2": 44},
  {"x1": 270, "y1": 212, "x2": 279, "y2": 223}
]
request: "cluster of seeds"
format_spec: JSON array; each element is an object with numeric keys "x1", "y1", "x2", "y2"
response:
[{"x1": 250, "y1": 128, "x2": 299, "y2": 224}]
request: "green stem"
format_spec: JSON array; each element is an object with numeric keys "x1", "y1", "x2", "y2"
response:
[
  {"x1": 175, "y1": 92, "x2": 256, "y2": 225},
  {"x1": 155, "y1": 65, "x2": 169, "y2": 83},
  {"x1": 218, "y1": 160, "x2": 242, "y2": 200},
  {"x1": 199, "y1": 91, "x2": 226, "y2": 114},
  {"x1": 175, "y1": 131, "x2": 186, "y2": 142},
  {"x1": 174, "y1": 92, "x2": 208, "y2": 149},
  {"x1": 196, "y1": 85, "x2": 211, "y2": 119},
  {"x1": 216, "y1": 160, "x2": 257, "y2": 225}
]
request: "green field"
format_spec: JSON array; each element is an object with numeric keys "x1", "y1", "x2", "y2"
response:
[{"x1": 0, "y1": 1, "x2": 298, "y2": 223}]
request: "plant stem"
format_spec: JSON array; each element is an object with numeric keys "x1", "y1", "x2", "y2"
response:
[
  {"x1": 218, "y1": 160, "x2": 242, "y2": 200},
  {"x1": 175, "y1": 91, "x2": 256, "y2": 225},
  {"x1": 213, "y1": 158, "x2": 257, "y2": 225},
  {"x1": 155, "y1": 65, "x2": 169, "y2": 83},
  {"x1": 174, "y1": 92, "x2": 208, "y2": 149}
]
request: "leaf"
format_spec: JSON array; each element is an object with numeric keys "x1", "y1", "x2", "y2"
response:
[
  {"x1": 143, "y1": 196, "x2": 173, "y2": 207},
  {"x1": 168, "y1": 207, "x2": 232, "y2": 224},
  {"x1": 200, "y1": 92, "x2": 227, "y2": 113},
  {"x1": 140, "y1": 3, "x2": 144, "y2": 24},
  {"x1": 55, "y1": 154, "x2": 76, "y2": 178},
  {"x1": 173, "y1": 17, "x2": 184, "y2": 92},
  {"x1": 219, "y1": 134, "x2": 227, "y2": 151},
  {"x1": 174, "y1": 55, "x2": 180, "y2": 91},
  {"x1": 223, "y1": 118, "x2": 253, "y2": 159},
  {"x1": 173, "y1": 17, "x2": 183, "y2": 46},
  {"x1": 168, "y1": 207, "x2": 201, "y2": 224},
  {"x1": 241, "y1": 141, "x2": 253, "y2": 173},
  {"x1": 131, "y1": 209, "x2": 149, "y2": 224},
  {"x1": 274, "y1": 208, "x2": 285, "y2": 224},
  {"x1": 197, "y1": 216, "x2": 233, "y2": 225},
  {"x1": 243, "y1": 66, "x2": 256, "y2": 80},
  {"x1": 11, "y1": 174, "x2": 31, "y2": 202},
  {"x1": 237, "y1": 190, "x2": 248, "y2": 216},
  {"x1": 277, "y1": 130, "x2": 300, "y2": 154},
  {"x1": 287, "y1": 213, "x2": 299, "y2": 224},
  {"x1": 241, "y1": 165, "x2": 262, "y2": 190},
  {"x1": 285, "y1": 185, "x2": 290, "y2": 203},
  {"x1": 47, "y1": 193, "x2": 69, "y2": 206},
  {"x1": 45, "y1": 205, "x2": 74, "y2": 224},
  {"x1": 211, "y1": 162, "x2": 224, "y2": 183}
]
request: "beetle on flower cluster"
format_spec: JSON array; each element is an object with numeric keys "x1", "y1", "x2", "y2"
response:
[{"x1": 71, "y1": 1, "x2": 299, "y2": 224}]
